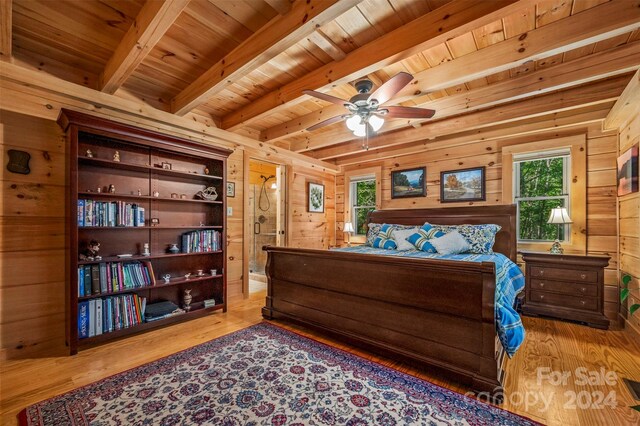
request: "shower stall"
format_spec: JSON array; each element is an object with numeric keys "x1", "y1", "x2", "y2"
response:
[{"x1": 248, "y1": 161, "x2": 285, "y2": 277}]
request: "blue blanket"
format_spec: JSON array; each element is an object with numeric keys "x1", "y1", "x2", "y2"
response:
[{"x1": 332, "y1": 246, "x2": 525, "y2": 357}]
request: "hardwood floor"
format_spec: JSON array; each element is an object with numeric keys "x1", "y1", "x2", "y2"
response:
[{"x1": 1, "y1": 290, "x2": 639, "y2": 425}]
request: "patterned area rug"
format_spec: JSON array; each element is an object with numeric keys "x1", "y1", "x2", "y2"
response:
[{"x1": 20, "y1": 323, "x2": 538, "y2": 425}]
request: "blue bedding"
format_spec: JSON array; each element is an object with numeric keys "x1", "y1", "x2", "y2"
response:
[{"x1": 332, "y1": 246, "x2": 525, "y2": 357}]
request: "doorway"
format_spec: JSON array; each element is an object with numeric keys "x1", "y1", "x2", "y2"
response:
[{"x1": 247, "y1": 159, "x2": 286, "y2": 293}]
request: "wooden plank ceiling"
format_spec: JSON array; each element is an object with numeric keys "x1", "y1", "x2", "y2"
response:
[{"x1": 5, "y1": 0, "x2": 640, "y2": 164}]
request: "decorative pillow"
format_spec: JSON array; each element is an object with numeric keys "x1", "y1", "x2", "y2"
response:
[
  {"x1": 431, "y1": 224, "x2": 501, "y2": 254},
  {"x1": 430, "y1": 231, "x2": 470, "y2": 255},
  {"x1": 372, "y1": 224, "x2": 397, "y2": 250},
  {"x1": 391, "y1": 227, "x2": 420, "y2": 251},
  {"x1": 365, "y1": 222, "x2": 383, "y2": 247},
  {"x1": 406, "y1": 223, "x2": 446, "y2": 252}
]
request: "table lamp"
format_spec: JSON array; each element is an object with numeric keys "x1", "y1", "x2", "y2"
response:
[
  {"x1": 547, "y1": 207, "x2": 572, "y2": 254},
  {"x1": 343, "y1": 222, "x2": 354, "y2": 247}
]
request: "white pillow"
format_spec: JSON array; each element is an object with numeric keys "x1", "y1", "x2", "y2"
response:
[
  {"x1": 391, "y1": 227, "x2": 420, "y2": 251},
  {"x1": 430, "y1": 231, "x2": 470, "y2": 255}
]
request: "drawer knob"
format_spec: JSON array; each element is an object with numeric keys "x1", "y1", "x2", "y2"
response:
[
  {"x1": 539, "y1": 270, "x2": 544, "y2": 276},
  {"x1": 581, "y1": 300, "x2": 586, "y2": 305},
  {"x1": 581, "y1": 274, "x2": 586, "y2": 279},
  {"x1": 539, "y1": 282, "x2": 545, "y2": 288},
  {"x1": 580, "y1": 287, "x2": 586, "y2": 293},
  {"x1": 540, "y1": 295, "x2": 544, "y2": 299}
]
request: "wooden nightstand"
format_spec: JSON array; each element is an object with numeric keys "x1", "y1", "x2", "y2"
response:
[{"x1": 520, "y1": 252, "x2": 610, "y2": 329}]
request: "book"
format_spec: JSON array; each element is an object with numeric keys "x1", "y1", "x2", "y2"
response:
[
  {"x1": 78, "y1": 267, "x2": 84, "y2": 297},
  {"x1": 88, "y1": 299, "x2": 96, "y2": 337},
  {"x1": 83, "y1": 266, "x2": 92, "y2": 297},
  {"x1": 77, "y1": 200, "x2": 85, "y2": 226},
  {"x1": 78, "y1": 301, "x2": 89, "y2": 338},
  {"x1": 90, "y1": 264, "x2": 100, "y2": 295},
  {"x1": 203, "y1": 298, "x2": 217, "y2": 308},
  {"x1": 145, "y1": 300, "x2": 180, "y2": 319},
  {"x1": 95, "y1": 299, "x2": 103, "y2": 336},
  {"x1": 99, "y1": 263, "x2": 108, "y2": 294}
]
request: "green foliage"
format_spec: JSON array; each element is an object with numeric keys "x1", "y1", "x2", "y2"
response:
[
  {"x1": 620, "y1": 272, "x2": 640, "y2": 317},
  {"x1": 517, "y1": 157, "x2": 567, "y2": 241},
  {"x1": 393, "y1": 173, "x2": 410, "y2": 187},
  {"x1": 354, "y1": 180, "x2": 376, "y2": 235}
]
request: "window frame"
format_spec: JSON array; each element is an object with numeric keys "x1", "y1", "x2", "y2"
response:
[
  {"x1": 513, "y1": 152, "x2": 571, "y2": 242},
  {"x1": 344, "y1": 166, "x2": 381, "y2": 245},
  {"x1": 502, "y1": 135, "x2": 586, "y2": 254},
  {"x1": 350, "y1": 178, "x2": 376, "y2": 236}
]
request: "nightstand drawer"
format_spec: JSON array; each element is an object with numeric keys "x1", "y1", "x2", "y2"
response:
[
  {"x1": 530, "y1": 266, "x2": 597, "y2": 283},
  {"x1": 530, "y1": 290, "x2": 598, "y2": 311},
  {"x1": 530, "y1": 279, "x2": 597, "y2": 297}
]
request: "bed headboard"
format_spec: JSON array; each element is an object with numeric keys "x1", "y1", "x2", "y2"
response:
[{"x1": 366, "y1": 205, "x2": 517, "y2": 262}]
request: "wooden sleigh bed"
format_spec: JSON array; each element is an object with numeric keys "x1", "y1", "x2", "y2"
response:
[{"x1": 262, "y1": 205, "x2": 518, "y2": 402}]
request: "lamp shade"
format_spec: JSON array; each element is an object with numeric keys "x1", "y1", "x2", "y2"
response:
[
  {"x1": 343, "y1": 222, "x2": 354, "y2": 233},
  {"x1": 547, "y1": 207, "x2": 573, "y2": 224}
]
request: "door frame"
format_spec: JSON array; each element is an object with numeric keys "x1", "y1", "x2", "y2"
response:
[{"x1": 243, "y1": 153, "x2": 288, "y2": 297}]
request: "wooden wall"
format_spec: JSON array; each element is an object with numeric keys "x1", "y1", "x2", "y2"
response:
[
  {"x1": 618, "y1": 113, "x2": 640, "y2": 335},
  {"x1": 336, "y1": 123, "x2": 620, "y2": 321},
  {"x1": 288, "y1": 165, "x2": 336, "y2": 249}
]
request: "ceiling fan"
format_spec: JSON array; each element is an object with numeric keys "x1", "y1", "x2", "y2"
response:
[{"x1": 302, "y1": 72, "x2": 435, "y2": 143}]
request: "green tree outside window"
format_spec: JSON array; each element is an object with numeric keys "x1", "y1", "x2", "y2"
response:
[{"x1": 352, "y1": 179, "x2": 376, "y2": 235}]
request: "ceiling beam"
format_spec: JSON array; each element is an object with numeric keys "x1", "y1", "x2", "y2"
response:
[
  {"x1": 307, "y1": 29, "x2": 346, "y2": 61},
  {"x1": 219, "y1": 0, "x2": 535, "y2": 130},
  {"x1": 334, "y1": 104, "x2": 612, "y2": 166},
  {"x1": 0, "y1": 61, "x2": 337, "y2": 172},
  {"x1": 0, "y1": 0, "x2": 11, "y2": 61},
  {"x1": 264, "y1": 0, "x2": 293, "y2": 15},
  {"x1": 308, "y1": 75, "x2": 630, "y2": 160},
  {"x1": 171, "y1": 0, "x2": 360, "y2": 116},
  {"x1": 288, "y1": 41, "x2": 640, "y2": 151},
  {"x1": 99, "y1": 0, "x2": 191, "y2": 94},
  {"x1": 604, "y1": 69, "x2": 640, "y2": 130}
]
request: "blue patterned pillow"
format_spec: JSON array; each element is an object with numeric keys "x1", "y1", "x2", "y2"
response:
[
  {"x1": 407, "y1": 223, "x2": 445, "y2": 252},
  {"x1": 431, "y1": 224, "x2": 501, "y2": 254},
  {"x1": 365, "y1": 223, "x2": 382, "y2": 246},
  {"x1": 372, "y1": 224, "x2": 397, "y2": 250}
]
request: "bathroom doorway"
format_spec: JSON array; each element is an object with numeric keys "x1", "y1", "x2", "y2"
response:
[{"x1": 247, "y1": 159, "x2": 286, "y2": 293}]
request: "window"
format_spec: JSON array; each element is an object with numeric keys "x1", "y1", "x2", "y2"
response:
[
  {"x1": 350, "y1": 177, "x2": 376, "y2": 235},
  {"x1": 514, "y1": 150, "x2": 570, "y2": 242}
]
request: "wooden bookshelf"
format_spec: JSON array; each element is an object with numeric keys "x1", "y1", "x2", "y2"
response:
[{"x1": 58, "y1": 109, "x2": 232, "y2": 355}]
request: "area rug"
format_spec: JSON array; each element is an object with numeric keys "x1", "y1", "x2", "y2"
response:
[{"x1": 19, "y1": 322, "x2": 538, "y2": 425}]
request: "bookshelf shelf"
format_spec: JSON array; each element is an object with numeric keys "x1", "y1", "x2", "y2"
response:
[{"x1": 61, "y1": 109, "x2": 231, "y2": 355}]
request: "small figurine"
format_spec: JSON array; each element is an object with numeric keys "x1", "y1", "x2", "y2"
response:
[
  {"x1": 108, "y1": 184, "x2": 115, "y2": 193},
  {"x1": 137, "y1": 189, "x2": 142, "y2": 196},
  {"x1": 204, "y1": 167, "x2": 210, "y2": 175},
  {"x1": 184, "y1": 272, "x2": 192, "y2": 280},
  {"x1": 79, "y1": 239, "x2": 101, "y2": 261},
  {"x1": 180, "y1": 194, "x2": 187, "y2": 199},
  {"x1": 113, "y1": 151, "x2": 120, "y2": 162},
  {"x1": 162, "y1": 274, "x2": 170, "y2": 284},
  {"x1": 86, "y1": 149, "x2": 93, "y2": 158},
  {"x1": 171, "y1": 193, "x2": 178, "y2": 199},
  {"x1": 183, "y1": 289, "x2": 192, "y2": 311},
  {"x1": 153, "y1": 191, "x2": 160, "y2": 197},
  {"x1": 142, "y1": 243, "x2": 150, "y2": 256},
  {"x1": 96, "y1": 187, "x2": 102, "y2": 193}
]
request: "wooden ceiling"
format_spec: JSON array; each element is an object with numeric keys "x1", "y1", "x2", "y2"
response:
[{"x1": 3, "y1": 0, "x2": 640, "y2": 165}]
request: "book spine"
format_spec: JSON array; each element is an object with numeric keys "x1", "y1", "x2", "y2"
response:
[
  {"x1": 88, "y1": 299, "x2": 96, "y2": 337},
  {"x1": 78, "y1": 301, "x2": 89, "y2": 338},
  {"x1": 78, "y1": 267, "x2": 84, "y2": 297},
  {"x1": 99, "y1": 263, "x2": 107, "y2": 294},
  {"x1": 90, "y1": 264, "x2": 100, "y2": 295},
  {"x1": 95, "y1": 299, "x2": 103, "y2": 336},
  {"x1": 83, "y1": 266, "x2": 91, "y2": 297},
  {"x1": 77, "y1": 200, "x2": 85, "y2": 226}
]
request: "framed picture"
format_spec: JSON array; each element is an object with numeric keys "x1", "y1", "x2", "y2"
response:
[
  {"x1": 391, "y1": 167, "x2": 426, "y2": 199},
  {"x1": 161, "y1": 162, "x2": 172, "y2": 170},
  {"x1": 308, "y1": 182, "x2": 325, "y2": 213},
  {"x1": 440, "y1": 166, "x2": 486, "y2": 203},
  {"x1": 226, "y1": 181, "x2": 235, "y2": 198},
  {"x1": 617, "y1": 144, "x2": 639, "y2": 196}
]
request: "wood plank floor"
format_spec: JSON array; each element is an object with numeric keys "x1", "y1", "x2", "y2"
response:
[{"x1": 1, "y1": 290, "x2": 639, "y2": 425}]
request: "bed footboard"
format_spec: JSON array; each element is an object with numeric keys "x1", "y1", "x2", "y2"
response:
[{"x1": 262, "y1": 246, "x2": 505, "y2": 402}]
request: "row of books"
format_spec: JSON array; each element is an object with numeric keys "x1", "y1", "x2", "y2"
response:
[
  {"x1": 181, "y1": 230, "x2": 221, "y2": 253},
  {"x1": 78, "y1": 294, "x2": 146, "y2": 338},
  {"x1": 78, "y1": 261, "x2": 155, "y2": 297},
  {"x1": 78, "y1": 200, "x2": 145, "y2": 227}
]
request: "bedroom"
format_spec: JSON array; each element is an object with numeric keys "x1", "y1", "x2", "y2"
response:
[{"x1": 1, "y1": 0, "x2": 639, "y2": 425}]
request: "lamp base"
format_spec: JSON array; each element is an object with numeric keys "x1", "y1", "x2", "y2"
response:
[{"x1": 549, "y1": 240, "x2": 564, "y2": 254}]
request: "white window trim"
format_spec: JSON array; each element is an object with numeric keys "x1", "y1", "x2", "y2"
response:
[
  {"x1": 350, "y1": 178, "x2": 376, "y2": 236},
  {"x1": 513, "y1": 152, "x2": 571, "y2": 242},
  {"x1": 344, "y1": 166, "x2": 381, "y2": 245},
  {"x1": 502, "y1": 135, "x2": 587, "y2": 254}
]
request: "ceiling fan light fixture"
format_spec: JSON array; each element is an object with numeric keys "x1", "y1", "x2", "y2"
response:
[
  {"x1": 369, "y1": 114, "x2": 384, "y2": 132},
  {"x1": 353, "y1": 125, "x2": 366, "y2": 137},
  {"x1": 346, "y1": 114, "x2": 362, "y2": 131}
]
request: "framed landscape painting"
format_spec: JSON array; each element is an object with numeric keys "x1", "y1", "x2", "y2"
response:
[
  {"x1": 308, "y1": 182, "x2": 325, "y2": 213},
  {"x1": 440, "y1": 166, "x2": 486, "y2": 203},
  {"x1": 617, "y1": 144, "x2": 639, "y2": 196},
  {"x1": 391, "y1": 167, "x2": 426, "y2": 199}
]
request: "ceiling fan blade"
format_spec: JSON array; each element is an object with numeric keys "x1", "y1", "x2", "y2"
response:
[
  {"x1": 306, "y1": 115, "x2": 346, "y2": 131},
  {"x1": 383, "y1": 105, "x2": 436, "y2": 119},
  {"x1": 367, "y1": 72, "x2": 414, "y2": 105},
  {"x1": 303, "y1": 90, "x2": 354, "y2": 108}
]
